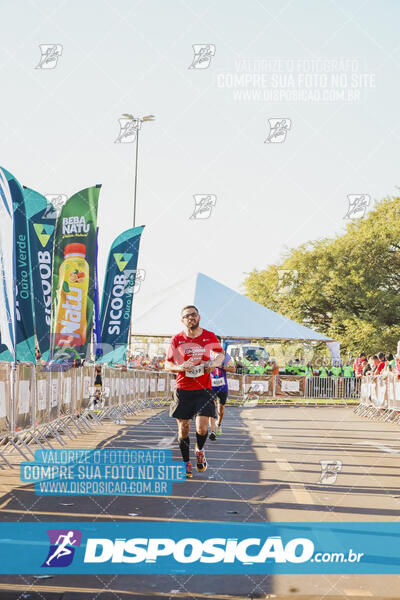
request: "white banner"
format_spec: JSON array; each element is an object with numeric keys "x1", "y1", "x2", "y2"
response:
[
  {"x1": 227, "y1": 377, "x2": 240, "y2": 391},
  {"x1": 0, "y1": 381, "x2": 6, "y2": 418},
  {"x1": 51, "y1": 379, "x2": 59, "y2": 408},
  {"x1": 245, "y1": 380, "x2": 268, "y2": 393},
  {"x1": 281, "y1": 380, "x2": 300, "y2": 393},
  {"x1": 18, "y1": 380, "x2": 30, "y2": 414},
  {"x1": 37, "y1": 379, "x2": 47, "y2": 411},
  {"x1": 64, "y1": 377, "x2": 71, "y2": 404}
]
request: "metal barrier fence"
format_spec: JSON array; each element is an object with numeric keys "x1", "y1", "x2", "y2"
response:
[
  {"x1": 305, "y1": 376, "x2": 361, "y2": 399},
  {"x1": 228, "y1": 374, "x2": 359, "y2": 402},
  {"x1": 355, "y1": 372, "x2": 400, "y2": 423},
  {"x1": 0, "y1": 364, "x2": 173, "y2": 469},
  {"x1": 0, "y1": 365, "x2": 363, "y2": 469},
  {"x1": 227, "y1": 375, "x2": 359, "y2": 404}
]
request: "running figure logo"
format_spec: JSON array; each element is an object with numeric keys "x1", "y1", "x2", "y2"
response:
[
  {"x1": 244, "y1": 381, "x2": 266, "y2": 406},
  {"x1": 276, "y1": 269, "x2": 298, "y2": 295},
  {"x1": 265, "y1": 119, "x2": 291, "y2": 143},
  {"x1": 35, "y1": 44, "x2": 63, "y2": 69},
  {"x1": 114, "y1": 118, "x2": 139, "y2": 143},
  {"x1": 44, "y1": 194, "x2": 68, "y2": 219},
  {"x1": 319, "y1": 460, "x2": 342, "y2": 485},
  {"x1": 188, "y1": 44, "x2": 216, "y2": 69},
  {"x1": 189, "y1": 195, "x2": 217, "y2": 220},
  {"x1": 344, "y1": 194, "x2": 370, "y2": 219},
  {"x1": 42, "y1": 529, "x2": 82, "y2": 567},
  {"x1": 124, "y1": 268, "x2": 146, "y2": 295}
]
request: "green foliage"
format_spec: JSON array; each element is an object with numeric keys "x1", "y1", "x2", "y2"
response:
[{"x1": 243, "y1": 196, "x2": 400, "y2": 355}]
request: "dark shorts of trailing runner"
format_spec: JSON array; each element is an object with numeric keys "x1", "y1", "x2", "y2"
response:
[
  {"x1": 215, "y1": 391, "x2": 228, "y2": 405},
  {"x1": 170, "y1": 388, "x2": 216, "y2": 419}
]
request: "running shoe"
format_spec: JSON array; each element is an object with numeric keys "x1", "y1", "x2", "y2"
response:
[
  {"x1": 195, "y1": 447, "x2": 207, "y2": 472},
  {"x1": 209, "y1": 431, "x2": 216, "y2": 441},
  {"x1": 185, "y1": 462, "x2": 193, "y2": 479},
  {"x1": 216, "y1": 425, "x2": 222, "y2": 436}
]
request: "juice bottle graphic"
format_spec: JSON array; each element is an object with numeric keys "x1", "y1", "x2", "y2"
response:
[{"x1": 54, "y1": 243, "x2": 89, "y2": 347}]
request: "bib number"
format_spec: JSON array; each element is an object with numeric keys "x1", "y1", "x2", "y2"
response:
[
  {"x1": 185, "y1": 365, "x2": 204, "y2": 378},
  {"x1": 211, "y1": 376, "x2": 225, "y2": 387}
]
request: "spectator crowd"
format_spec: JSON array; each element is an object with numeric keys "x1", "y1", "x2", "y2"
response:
[
  {"x1": 127, "y1": 353, "x2": 165, "y2": 371},
  {"x1": 233, "y1": 357, "x2": 354, "y2": 379},
  {"x1": 353, "y1": 351, "x2": 397, "y2": 378}
]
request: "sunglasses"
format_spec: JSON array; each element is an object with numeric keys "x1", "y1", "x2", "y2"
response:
[{"x1": 182, "y1": 312, "x2": 199, "y2": 319}]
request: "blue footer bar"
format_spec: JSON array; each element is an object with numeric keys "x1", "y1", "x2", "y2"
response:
[{"x1": 0, "y1": 521, "x2": 399, "y2": 574}]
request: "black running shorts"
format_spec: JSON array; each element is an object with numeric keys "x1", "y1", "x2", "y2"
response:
[
  {"x1": 215, "y1": 391, "x2": 228, "y2": 405},
  {"x1": 170, "y1": 388, "x2": 216, "y2": 419}
]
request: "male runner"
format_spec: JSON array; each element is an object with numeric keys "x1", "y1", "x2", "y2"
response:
[
  {"x1": 165, "y1": 305, "x2": 224, "y2": 478},
  {"x1": 209, "y1": 336, "x2": 235, "y2": 439}
]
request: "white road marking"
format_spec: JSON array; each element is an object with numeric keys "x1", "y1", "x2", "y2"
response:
[
  {"x1": 157, "y1": 436, "x2": 177, "y2": 448},
  {"x1": 142, "y1": 436, "x2": 177, "y2": 449},
  {"x1": 275, "y1": 458, "x2": 293, "y2": 471},
  {"x1": 354, "y1": 441, "x2": 400, "y2": 454},
  {"x1": 265, "y1": 439, "x2": 314, "y2": 503},
  {"x1": 265, "y1": 442, "x2": 293, "y2": 471},
  {"x1": 290, "y1": 484, "x2": 314, "y2": 505},
  {"x1": 252, "y1": 420, "x2": 312, "y2": 503}
]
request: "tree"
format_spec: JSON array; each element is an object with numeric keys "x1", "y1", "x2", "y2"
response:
[{"x1": 243, "y1": 196, "x2": 400, "y2": 355}]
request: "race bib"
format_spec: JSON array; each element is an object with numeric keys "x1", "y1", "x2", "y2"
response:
[
  {"x1": 211, "y1": 377, "x2": 225, "y2": 387},
  {"x1": 185, "y1": 365, "x2": 204, "y2": 378}
]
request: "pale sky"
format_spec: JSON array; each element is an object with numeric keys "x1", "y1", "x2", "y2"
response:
[{"x1": 1, "y1": 0, "x2": 399, "y2": 326}]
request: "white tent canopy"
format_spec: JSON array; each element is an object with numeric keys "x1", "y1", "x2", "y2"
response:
[{"x1": 132, "y1": 272, "x2": 334, "y2": 344}]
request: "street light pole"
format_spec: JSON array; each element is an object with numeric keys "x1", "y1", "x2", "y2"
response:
[
  {"x1": 121, "y1": 113, "x2": 154, "y2": 227},
  {"x1": 121, "y1": 113, "x2": 154, "y2": 359},
  {"x1": 133, "y1": 128, "x2": 139, "y2": 227}
]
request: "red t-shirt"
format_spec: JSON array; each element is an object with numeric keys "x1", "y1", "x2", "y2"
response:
[
  {"x1": 376, "y1": 361, "x2": 385, "y2": 374},
  {"x1": 353, "y1": 357, "x2": 366, "y2": 376},
  {"x1": 167, "y1": 329, "x2": 223, "y2": 390}
]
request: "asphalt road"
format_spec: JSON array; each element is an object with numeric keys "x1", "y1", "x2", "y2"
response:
[{"x1": 1, "y1": 405, "x2": 400, "y2": 599}]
